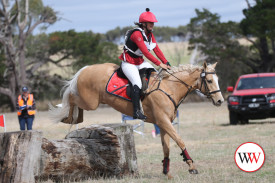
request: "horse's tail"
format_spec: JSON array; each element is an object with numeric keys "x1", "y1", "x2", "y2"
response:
[{"x1": 49, "y1": 66, "x2": 88, "y2": 123}]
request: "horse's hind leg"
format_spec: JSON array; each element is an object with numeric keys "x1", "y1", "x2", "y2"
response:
[
  {"x1": 76, "y1": 108, "x2": 83, "y2": 123},
  {"x1": 160, "y1": 128, "x2": 173, "y2": 179},
  {"x1": 157, "y1": 120, "x2": 198, "y2": 174},
  {"x1": 64, "y1": 94, "x2": 87, "y2": 124},
  {"x1": 61, "y1": 104, "x2": 74, "y2": 124},
  {"x1": 61, "y1": 93, "x2": 75, "y2": 124}
]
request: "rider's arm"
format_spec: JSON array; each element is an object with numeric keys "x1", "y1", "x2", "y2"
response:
[
  {"x1": 131, "y1": 31, "x2": 161, "y2": 66},
  {"x1": 152, "y1": 34, "x2": 168, "y2": 64}
]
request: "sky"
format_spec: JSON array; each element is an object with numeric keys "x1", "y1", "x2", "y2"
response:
[{"x1": 42, "y1": 0, "x2": 248, "y2": 34}]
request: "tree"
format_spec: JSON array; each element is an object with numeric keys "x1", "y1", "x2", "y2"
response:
[
  {"x1": 0, "y1": 0, "x2": 57, "y2": 110},
  {"x1": 187, "y1": 9, "x2": 250, "y2": 90},
  {"x1": 105, "y1": 26, "x2": 130, "y2": 44},
  {"x1": 104, "y1": 26, "x2": 188, "y2": 44},
  {"x1": 187, "y1": 1, "x2": 275, "y2": 90},
  {"x1": 48, "y1": 30, "x2": 120, "y2": 70},
  {"x1": 240, "y1": 0, "x2": 275, "y2": 72}
]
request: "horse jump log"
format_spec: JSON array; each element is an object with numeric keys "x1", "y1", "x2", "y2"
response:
[
  {"x1": 0, "y1": 131, "x2": 42, "y2": 183},
  {"x1": 0, "y1": 124, "x2": 138, "y2": 182},
  {"x1": 39, "y1": 124, "x2": 138, "y2": 181}
]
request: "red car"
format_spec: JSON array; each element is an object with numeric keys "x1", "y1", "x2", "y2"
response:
[{"x1": 227, "y1": 73, "x2": 275, "y2": 124}]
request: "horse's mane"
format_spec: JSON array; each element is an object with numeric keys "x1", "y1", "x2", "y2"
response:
[
  {"x1": 160, "y1": 64, "x2": 216, "y2": 78},
  {"x1": 160, "y1": 64, "x2": 202, "y2": 78}
]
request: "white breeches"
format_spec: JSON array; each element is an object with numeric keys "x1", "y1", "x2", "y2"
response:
[{"x1": 121, "y1": 61, "x2": 155, "y2": 89}]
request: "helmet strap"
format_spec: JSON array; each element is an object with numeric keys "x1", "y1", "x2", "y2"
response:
[{"x1": 143, "y1": 23, "x2": 152, "y2": 34}]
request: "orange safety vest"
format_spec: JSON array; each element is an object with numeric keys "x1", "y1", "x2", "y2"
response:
[{"x1": 17, "y1": 94, "x2": 36, "y2": 116}]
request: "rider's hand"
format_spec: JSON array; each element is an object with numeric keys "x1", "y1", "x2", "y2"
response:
[
  {"x1": 166, "y1": 62, "x2": 172, "y2": 69},
  {"x1": 159, "y1": 63, "x2": 169, "y2": 70}
]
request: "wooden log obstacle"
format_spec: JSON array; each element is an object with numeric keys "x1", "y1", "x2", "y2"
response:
[{"x1": 0, "y1": 123, "x2": 138, "y2": 182}]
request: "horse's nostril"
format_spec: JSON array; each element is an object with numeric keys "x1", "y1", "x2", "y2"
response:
[{"x1": 217, "y1": 100, "x2": 223, "y2": 104}]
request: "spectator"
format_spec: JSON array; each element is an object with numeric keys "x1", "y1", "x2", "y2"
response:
[
  {"x1": 152, "y1": 124, "x2": 160, "y2": 138},
  {"x1": 16, "y1": 86, "x2": 36, "y2": 130}
]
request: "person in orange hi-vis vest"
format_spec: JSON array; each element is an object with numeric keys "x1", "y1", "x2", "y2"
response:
[{"x1": 16, "y1": 86, "x2": 36, "y2": 130}]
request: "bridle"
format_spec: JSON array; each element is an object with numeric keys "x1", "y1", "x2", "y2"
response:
[
  {"x1": 197, "y1": 70, "x2": 221, "y2": 98},
  {"x1": 146, "y1": 68, "x2": 221, "y2": 112}
]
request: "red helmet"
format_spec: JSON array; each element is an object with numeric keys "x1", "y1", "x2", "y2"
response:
[{"x1": 139, "y1": 8, "x2": 158, "y2": 23}]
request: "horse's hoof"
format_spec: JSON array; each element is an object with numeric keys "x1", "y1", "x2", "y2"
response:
[
  {"x1": 76, "y1": 118, "x2": 84, "y2": 124},
  {"x1": 189, "y1": 169, "x2": 199, "y2": 174},
  {"x1": 61, "y1": 117, "x2": 73, "y2": 124}
]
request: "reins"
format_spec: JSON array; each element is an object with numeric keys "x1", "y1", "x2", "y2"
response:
[
  {"x1": 146, "y1": 69, "x2": 193, "y2": 112},
  {"x1": 146, "y1": 68, "x2": 221, "y2": 112}
]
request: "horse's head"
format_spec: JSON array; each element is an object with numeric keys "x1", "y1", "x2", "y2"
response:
[{"x1": 197, "y1": 62, "x2": 224, "y2": 106}]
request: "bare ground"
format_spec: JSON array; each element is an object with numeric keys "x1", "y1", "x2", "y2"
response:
[{"x1": 1, "y1": 102, "x2": 274, "y2": 183}]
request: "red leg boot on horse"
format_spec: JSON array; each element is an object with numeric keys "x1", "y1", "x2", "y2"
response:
[
  {"x1": 131, "y1": 85, "x2": 147, "y2": 120},
  {"x1": 181, "y1": 149, "x2": 199, "y2": 174}
]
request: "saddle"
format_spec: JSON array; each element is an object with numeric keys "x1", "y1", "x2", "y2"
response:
[{"x1": 106, "y1": 67, "x2": 155, "y2": 101}]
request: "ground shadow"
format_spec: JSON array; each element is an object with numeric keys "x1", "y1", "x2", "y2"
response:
[
  {"x1": 220, "y1": 120, "x2": 275, "y2": 126},
  {"x1": 248, "y1": 120, "x2": 275, "y2": 125}
]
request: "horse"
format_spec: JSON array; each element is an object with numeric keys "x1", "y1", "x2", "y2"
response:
[{"x1": 49, "y1": 61, "x2": 224, "y2": 177}]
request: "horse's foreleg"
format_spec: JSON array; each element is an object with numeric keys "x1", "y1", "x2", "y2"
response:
[
  {"x1": 157, "y1": 120, "x2": 198, "y2": 174},
  {"x1": 160, "y1": 128, "x2": 170, "y2": 173},
  {"x1": 180, "y1": 149, "x2": 198, "y2": 174},
  {"x1": 160, "y1": 128, "x2": 173, "y2": 179}
]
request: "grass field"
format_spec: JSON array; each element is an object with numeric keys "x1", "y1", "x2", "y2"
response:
[
  {"x1": 1, "y1": 102, "x2": 274, "y2": 183},
  {"x1": 156, "y1": 42, "x2": 191, "y2": 65}
]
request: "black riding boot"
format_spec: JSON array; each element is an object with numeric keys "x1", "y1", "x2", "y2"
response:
[{"x1": 132, "y1": 85, "x2": 147, "y2": 120}]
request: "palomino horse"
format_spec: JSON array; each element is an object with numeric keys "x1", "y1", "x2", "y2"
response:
[{"x1": 49, "y1": 61, "x2": 224, "y2": 177}]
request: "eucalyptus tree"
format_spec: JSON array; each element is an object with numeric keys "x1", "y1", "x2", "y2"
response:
[
  {"x1": 0, "y1": 0, "x2": 57, "y2": 110},
  {"x1": 187, "y1": 8, "x2": 250, "y2": 90},
  {"x1": 48, "y1": 30, "x2": 120, "y2": 70},
  {"x1": 240, "y1": 0, "x2": 275, "y2": 72}
]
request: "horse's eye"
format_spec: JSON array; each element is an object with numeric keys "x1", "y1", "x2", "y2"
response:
[{"x1": 207, "y1": 80, "x2": 212, "y2": 83}]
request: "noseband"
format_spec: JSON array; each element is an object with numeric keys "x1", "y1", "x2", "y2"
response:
[{"x1": 198, "y1": 70, "x2": 221, "y2": 98}]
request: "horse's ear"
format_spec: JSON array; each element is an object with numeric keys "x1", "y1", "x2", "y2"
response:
[
  {"x1": 212, "y1": 62, "x2": 218, "y2": 69},
  {"x1": 203, "y1": 61, "x2": 207, "y2": 69}
]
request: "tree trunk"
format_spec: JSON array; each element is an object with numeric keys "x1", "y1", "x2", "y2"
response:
[
  {"x1": 0, "y1": 131, "x2": 43, "y2": 183},
  {"x1": 8, "y1": 91, "x2": 17, "y2": 112},
  {"x1": 0, "y1": 0, "x2": 57, "y2": 110},
  {"x1": 38, "y1": 124, "x2": 138, "y2": 182},
  {"x1": 0, "y1": 124, "x2": 138, "y2": 182},
  {"x1": 18, "y1": 34, "x2": 27, "y2": 86}
]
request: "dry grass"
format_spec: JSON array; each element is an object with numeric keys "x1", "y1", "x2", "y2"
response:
[
  {"x1": 157, "y1": 42, "x2": 190, "y2": 66},
  {"x1": 1, "y1": 101, "x2": 274, "y2": 183}
]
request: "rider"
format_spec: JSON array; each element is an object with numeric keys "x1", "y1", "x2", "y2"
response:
[{"x1": 119, "y1": 8, "x2": 171, "y2": 120}]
